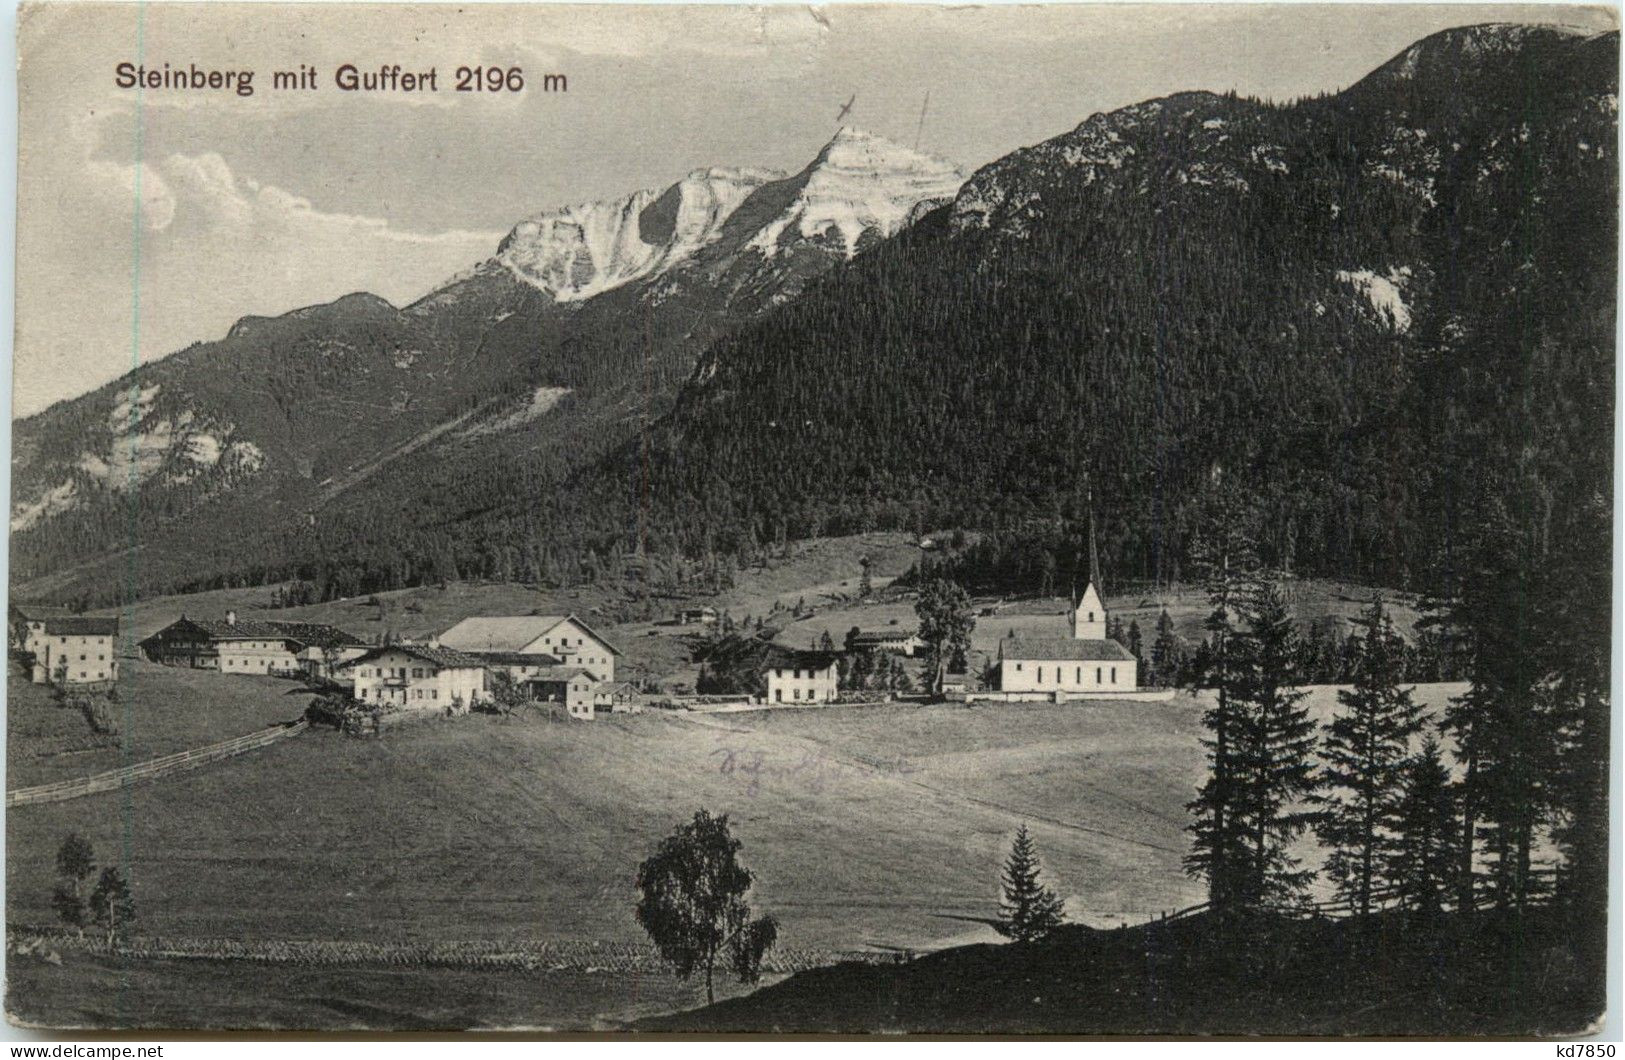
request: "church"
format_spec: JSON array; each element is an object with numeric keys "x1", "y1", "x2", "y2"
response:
[{"x1": 995, "y1": 582, "x2": 1138, "y2": 696}]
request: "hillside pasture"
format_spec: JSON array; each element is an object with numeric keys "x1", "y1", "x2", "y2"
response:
[
  {"x1": 7, "y1": 661, "x2": 314, "y2": 788},
  {"x1": 775, "y1": 578, "x2": 1430, "y2": 679}
]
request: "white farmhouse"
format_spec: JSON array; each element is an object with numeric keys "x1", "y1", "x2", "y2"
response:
[
  {"x1": 23, "y1": 615, "x2": 120, "y2": 686},
  {"x1": 849, "y1": 629, "x2": 924, "y2": 656},
  {"x1": 764, "y1": 650, "x2": 840, "y2": 705},
  {"x1": 438, "y1": 614, "x2": 621, "y2": 682},
  {"x1": 341, "y1": 644, "x2": 489, "y2": 711}
]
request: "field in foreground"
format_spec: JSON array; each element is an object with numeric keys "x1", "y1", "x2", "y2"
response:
[
  {"x1": 4, "y1": 951, "x2": 767, "y2": 1031},
  {"x1": 7, "y1": 672, "x2": 1465, "y2": 1028}
]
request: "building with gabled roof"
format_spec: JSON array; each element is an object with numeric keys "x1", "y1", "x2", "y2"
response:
[
  {"x1": 997, "y1": 582, "x2": 1137, "y2": 695},
  {"x1": 521, "y1": 666, "x2": 599, "y2": 720},
  {"x1": 437, "y1": 614, "x2": 620, "y2": 682},
  {"x1": 764, "y1": 648, "x2": 841, "y2": 706},
  {"x1": 139, "y1": 611, "x2": 362, "y2": 677},
  {"x1": 23, "y1": 614, "x2": 120, "y2": 686},
  {"x1": 338, "y1": 643, "x2": 489, "y2": 711},
  {"x1": 848, "y1": 629, "x2": 923, "y2": 656}
]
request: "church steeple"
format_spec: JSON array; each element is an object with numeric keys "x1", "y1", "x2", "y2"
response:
[
  {"x1": 1087, "y1": 500, "x2": 1101, "y2": 599},
  {"x1": 1068, "y1": 492, "x2": 1107, "y2": 640}
]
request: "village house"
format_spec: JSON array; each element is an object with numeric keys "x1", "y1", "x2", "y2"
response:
[
  {"x1": 676, "y1": 606, "x2": 718, "y2": 626},
  {"x1": 849, "y1": 628, "x2": 924, "y2": 656},
  {"x1": 438, "y1": 614, "x2": 621, "y2": 682},
  {"x1": 20, "y1": 613, "x2": 120, "y2": 686},
  {"x1": 466, "y1": 650, "x2": 566, "y2": 687},
  {"x1": 139, "y1": 611, "x2": 363, "y2": 677},
  {"x1": 10, "y1": 603, "x2": 68, "y2": 655},
  {"x1": 764, "y1": 649, "x2": 840, "y2": 705},
  {"x1": 593, "y1": 680, "x2": 643, "y2": 714},
  {"x1": 997, "y1": 582, "x2": 1137, "y2": 694},
  {"x1": 341, "y1": 643, "x2": 489, "y2": 711},
  {"x1": 298, "y1": 644, "x2": 369, "y2": 684},
  {"x1": 523, "y1": 667, "x2": 598, "y2": 720}
]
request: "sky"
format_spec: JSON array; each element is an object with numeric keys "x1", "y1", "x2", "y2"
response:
[{"x1": 14, "y1": 2, "x2": 1616, "y2": 417}]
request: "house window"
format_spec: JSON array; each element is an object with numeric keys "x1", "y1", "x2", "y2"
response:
[
  {"x1": 793, "y1": 688, "x2": 800, "y2": 700},
  {"x1": 79, "y1": 654, "x2": 86, "y2": 661},
  {"x1": 1111, "y1": 666, "x2": 1117, "y2": 683},
  {"x1": 431, "y1": 690, "x2": 438, "y2": 700},
  {"x1": 1088, "y1": 612, "x2": 1094, "y2": 622},
  {"x1": 1015, "y1": 663, "x2": 1022, "y2": 672},
  {"x1": 1076, "y1": 667, "x2": 1082, "y2": 683},
  {"x1": 1036, "y1": 666, "x2": 1043, "y2": 683},
  {"x1": 1096, "y1": 667, "x2": 1102, "y2": 683},
  {"x1": 413, "y1": 667, "x2": 424, "y2": 678}
]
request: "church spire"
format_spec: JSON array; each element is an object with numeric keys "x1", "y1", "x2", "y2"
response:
[
  {"x1": 1087, "y1": 497, "x2": 1101, "y2": 596},
  {"x1": 1068, "y1": 487, "x2": 1108, "y2": 641}
]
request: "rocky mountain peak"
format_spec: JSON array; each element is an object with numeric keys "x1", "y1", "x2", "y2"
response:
[
  {"x1": 493, "y1": 166, "x2": 781, "y2": 301},
  {"x1": 745, "y1": 127, "x2": 967, "y2": 258}
]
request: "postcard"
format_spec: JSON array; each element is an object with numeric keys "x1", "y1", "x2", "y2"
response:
[{"x1": 7, "y1": 1, "x2": 1617, "y2": 1035}]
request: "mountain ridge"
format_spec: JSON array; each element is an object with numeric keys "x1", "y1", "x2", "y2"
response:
[
  {"x1": 10, "y1": 24, "x2": 1613, "y2": 609},
  {"x1": 10, "y1": 128, "x2": 971, "y2": 601}
]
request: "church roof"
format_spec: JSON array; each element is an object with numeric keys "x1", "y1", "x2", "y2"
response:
[{"x1": 1001, "y1": 636, "x2": 1133, "y2": 662}]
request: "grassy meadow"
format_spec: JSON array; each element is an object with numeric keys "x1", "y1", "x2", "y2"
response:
[
  {"x1": 7, "y1": 548, "x2": 1465, "y2": 1028},
  {"x1": 7, "y1": 668, "x2": 1467, "y2": 1028},
  {"x1": 6, "y1": 661, "x2": 312, "y2": 788}
]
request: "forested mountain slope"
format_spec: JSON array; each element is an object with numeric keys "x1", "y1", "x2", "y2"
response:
[
  {"x1": 12, "y1": 25, "x2": 1613, "y2": 607},
  {"x1": 563, "y1": 23, "x2": 1615, "y2": 594}
]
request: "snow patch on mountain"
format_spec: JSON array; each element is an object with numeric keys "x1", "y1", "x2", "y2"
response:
[
  {"x1": 1337, "y1": 266, "x2": 1414, "y2": 332},
  {"x1": 12, "y1": 482, "x2": 77, "y2": 532},
  {"x1": 497, "y1": 167, "x2": 781, "y2": 300},
  {"x1": 108, "y1": 384, "x2": 161, "y2": 431},
  {"x1": 12, "y1": 387, "x2": 267, "y2": 530},
  {"x1": 745, "y1": 128, "x2": 966, "y2": 258},
  {"x1": 464, "y1": 386, "x2": 573, "y2": 436}
]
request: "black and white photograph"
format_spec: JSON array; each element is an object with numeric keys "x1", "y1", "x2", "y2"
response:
[{"x1": 4, "y1": 1, "x2": 1619, "y2": 1037}]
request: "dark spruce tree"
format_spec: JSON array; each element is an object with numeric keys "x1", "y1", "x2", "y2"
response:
[
  {"x1": 995, "y1": 825, "x2": 1066, "y2": 943},
  {"x1": 1436, "y1": 490, "x2": 1566, "y2": 915},
  {"x1": 1391, "y1": 734, "x2": 1462, "y2": 918},
  {"x1": 1231, "y1": 580, "x2": 1321, "y2": 909},
  {"x1": 1183, "y1": 483, "x2": 1261, "y2": 913},
  {"x1": 1150, "y1": 608, "x2": 1181, "y2": 686},
  {"x1": 1315, "y1": 595, "x2": 1427, "y2": 916}
]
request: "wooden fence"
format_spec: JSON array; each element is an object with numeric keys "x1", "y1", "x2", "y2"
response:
[
  {"x1": 5, "y1": 720, "x2": 308, "y2": 807},
  {"x1": 1130, "y1": 868, "x2": 1564, "y2": 928}
]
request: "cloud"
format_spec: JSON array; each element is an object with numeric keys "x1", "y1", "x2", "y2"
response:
[{"x1": 15, "y1": 123, "x2": 502, "y2": 417}]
